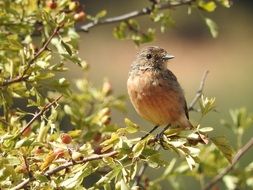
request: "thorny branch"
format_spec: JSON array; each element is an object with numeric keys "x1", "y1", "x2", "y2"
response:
[
  {"x1": 81, "y1": 0, "x2": 195, "y2": 32},
  {"x1": 0, "y1": 26, "x2": 61, "y2": 87},
  {"x1": 203, "y1": 137, "x2": 253, "y2": 190},
  {"x1": 19, "y1": 95, "x2": 63, "y2": 136},
  {"x1": 11, "y1": 151, "x2": 118, "y2": 190}
]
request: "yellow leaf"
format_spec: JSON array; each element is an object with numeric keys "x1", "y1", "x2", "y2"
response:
[{"x1": 199, "y1": 1, "x2": 217, "y2": 12}]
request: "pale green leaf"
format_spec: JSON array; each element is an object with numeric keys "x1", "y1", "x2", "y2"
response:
[
  {"x1": 205, "y1": 18, "x2": 218, "y2": 38},
  {"x1": 185, "y1": 155, "x2": 196, "y2": 170},
  {"x1": 124, "y1": 118, "x2": 139, "y2": 133},
  {"x1": 61, "y1": 41, "x2": 72, "y2": 56},
  {"x1": 96, "y1": 10, "x2": 107, "y2": 19},
  {"x1": 36, "y1": 60, "x2": 49, "y2": 69},
  {"x1": 199, "y1": 127, "x2": 214, "y2": 133},
  {"x1": 223, "y1": 175, "x2": 239, "y2": 190},
  {"x1": 120, "y1": 179, "x2": 130, "y2": 190},
  {"x1": 163, "y1": 158, "x2": 177, "y2": 177},
  {"x1": 132, "y1": 140, "x2": 146, "y2": 158},
  {"x1": 199, "y1": 1, "x2": 217, "y2": 12},
  {"x1": 211, "y1": 136, "x2": 234, "y2": 163}
]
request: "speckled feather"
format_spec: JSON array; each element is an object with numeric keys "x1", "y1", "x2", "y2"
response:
[{"x1": 127, "y1": 46, "x2": 192, "y2": 128}]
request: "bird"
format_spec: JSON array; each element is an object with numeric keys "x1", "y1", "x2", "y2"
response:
[{"x1": 127, "y1": 46, "x2": 193, "y2": 136}]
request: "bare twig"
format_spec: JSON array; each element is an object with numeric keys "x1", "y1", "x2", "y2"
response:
[
  {"x1": 23, "y1": 156, "x2": 32, "y2": 178},
  {"x1": 1, "y1": 26, "x2": 61, "y2": 87},
  {"x1": 81, "y1": 0, "x2": 195, "y2": 32},
  {"x1": 19, "y1": 95, "x2": 63, "y2": 136},
  {"x1": 13, "y1": 156, "x2": 34, "y2": 190},
  {"x1": 135, "y1": 163, "x2": 148, "y2": 187},
  {"x1": 12, "y1": 151, "x2": 118, "y2": 190},
  {"x1": 44, "y1": 150, "x2": 118, "y2": 176},
  {"x1": 203, "y1": 137, "x2": 253, "y2": 190},
  {"x1": 11, "y1": 178, "x2": 30, "y2": 190},
  {"x1": 0, "y1": 118, "x2": 10, "y2": 126},
  {"x1": 188, "y1": 70, "x2": 209, "y2": 111}
]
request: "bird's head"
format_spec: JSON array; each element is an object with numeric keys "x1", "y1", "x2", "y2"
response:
[{"x1": 134, "y1": 46, "x2": 174, "y2": 69}]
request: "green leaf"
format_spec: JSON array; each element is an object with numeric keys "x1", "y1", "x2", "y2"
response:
[
  {"x1": 124, "y1": 118, "x2": 139, "y2": 133},
  {"x1": 162, "y1": 158, "x2": 177, "y2": 177},
  {"x1": 223, "y1": 175, "x2": 239, "y2": 190},
  {"x1": 147, "y1": 153, "x2": 167, "y2": 168},
  {"x1": 211, "y1": 136, "x2": 234, "y2": 163},
  {"x1": 36, "y1": 60, "x2": 50, "y2": 69},
  {"x1": 199, "y1": 127, "x2": 214, "y2": 133},
  {"x1": 96, "y1": 10, "x2": 107, "y2": 19},
  {"x1": 60, "y1": 170, "x2": 85, "y2": 189},
  {"x1": 205, "y1": 18, "x2": 218, "y2": 38},
  {"x1": 120, "y1": 179, "x2": 130, "y2": 190},
  {"x1": 185, "y1": 155, "x2": 196, "y2": 170},
  {"x1": 57, "y1": 12, "x2": 66, "y2": 25},
  {"x1": 113, "y1": 22, "x2": 127, "y2": 40},
  {"x1": 60, "y1": 163, "x2": 94, "y2": 189},
  {"x1": 34, "y1": 173, "x2": 49, "y2": 183},
  {"x1": 96, "y1": 167, "x2": 122, "y2": 186},
  {"x1": 199, "y1": 95, "x2": 216, "y2": 116},
  {"x1": 132, "y1": 140, "x2": 146, "y2": 158},
  {"x1": 198, "y1": 1, "x2": 217, "y2": 12},
  {"x1": 15, "y1": 138, "x2": 34, "y2": 148},
  {"x1": 61, "y1": 41, "x2": 73, "y2": 56},
  {"x1": 61, "y1": 53, "x2": 82, "y2": 64},
  {"x1": 167, "y1": 139, "x2": 187, "y2": 148},
  {"x1": 229, "y1": 108, "x2": 253, "y2": 129},
  {"x1": 218, "y1": 0, "x2": 232, "y2": 8}
]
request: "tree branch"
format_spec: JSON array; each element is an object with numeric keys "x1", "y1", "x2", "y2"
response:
[
  {"x1": 0, "y1": 26, "x2": 61, "y2": 87},
  {"x1": 44, "y1": 150, "x2": 118, "y2": 176},
  {"x1": 203, "y1": 137, "x2": 253, "y2": 190},
  {"x1": 188, "y1": 70, "x2": 209, "y2": 111},
  {"x1": 81, "y1": 0, "x2": 195, "y2": 32},
  {"x1": 11, "y1": 151, "x2": 118, "y2": 190},
  {"x1": 18, "y1": 95, "x2": 63, "y2": 136}
]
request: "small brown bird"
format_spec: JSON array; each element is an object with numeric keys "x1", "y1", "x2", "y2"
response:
[{"x1": 127, "y1": 46, "x2": 192, "y2": 131}]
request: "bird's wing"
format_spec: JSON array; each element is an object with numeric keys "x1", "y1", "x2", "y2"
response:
[
  {"x1": 184, "y1": 99, "x2": 189, "y2": 119},
  {"x1": 164, "y1": 69, "x2": 189, "y2": 119}
]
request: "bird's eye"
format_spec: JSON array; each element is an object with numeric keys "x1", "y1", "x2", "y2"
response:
[{"x1": 146, "y1": 54, "x2": 152, "y2": 59}]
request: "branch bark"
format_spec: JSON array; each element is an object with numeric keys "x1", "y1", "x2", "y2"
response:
[
  {"x1": 19, "y1": 95, "x2": 63, "y2": 136},
  {"x1": 1, "y1": 26, "x2": 60, "y2": 87},
  {"x1": 44, "y1": 151, "x2": 118, "y2": 176},
  {"x1": 188, "y1": 70, "x2": 209, "y2": 111},
  {"x1": 11, "y1": 151, "x2": 118, "y2": 190},
  {"x1": 81, "y1": 0, "x2": 195, "y2": 32},
  {"x1": 203, "y1": 137, "x2": 253, "y2": 190}
]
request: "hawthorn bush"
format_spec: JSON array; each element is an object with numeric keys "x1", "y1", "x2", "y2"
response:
[{"x1": 0, "y1": 0, "x2": 252, "y2": 190}]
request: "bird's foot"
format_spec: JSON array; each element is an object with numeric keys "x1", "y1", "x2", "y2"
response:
[{"x1": 155, "y1": 124, "x2": 171, "y2": 149}]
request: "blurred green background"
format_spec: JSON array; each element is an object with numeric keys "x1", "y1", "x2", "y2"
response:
[{"x1": 66, "y1": 1, "x2": 253, "y2": 188}]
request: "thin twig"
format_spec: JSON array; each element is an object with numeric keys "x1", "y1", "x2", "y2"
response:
[
  {"x1": 203, "y1": 137, "x2": 253, "y2": 190},
  {"x1": 135, "y1": 163, "x2": 148, "y2": 187},
  {"x1": 19, "y1": 95, "x2": 63, "y2": 136},
  {"x1": 134, "y1": 145, "x2": 161, "y2": 187},
  {"x1": 11, "y1": 151, "x2": 118, "y2": 190},
  {"x1": 1, "y1": 26, "x2": 61, "y2": 87},
  {"x1": 0, "y1": 118, "x2": 10, "y2": 126},
  {"x1": 81, "y1": 0, "x2": 195, "y2": 32},
  {"x1": 188, "y1": 70, "x2": 209, "y2": 111},
  {"x1": 44, "y1": 151, "x2": 118, "y2": 176},
  {"x1": 11, "y1": 178, "x2": 30, "y2": 190}
]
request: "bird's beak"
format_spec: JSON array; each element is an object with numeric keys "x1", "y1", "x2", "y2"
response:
[{"x1": 163, "y1": 54, "x2": 175, "y2": 60}]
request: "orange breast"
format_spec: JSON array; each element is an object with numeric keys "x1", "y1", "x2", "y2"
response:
[{"x1": 127, "y1": 71, "x2": 185, "y2": 126}]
